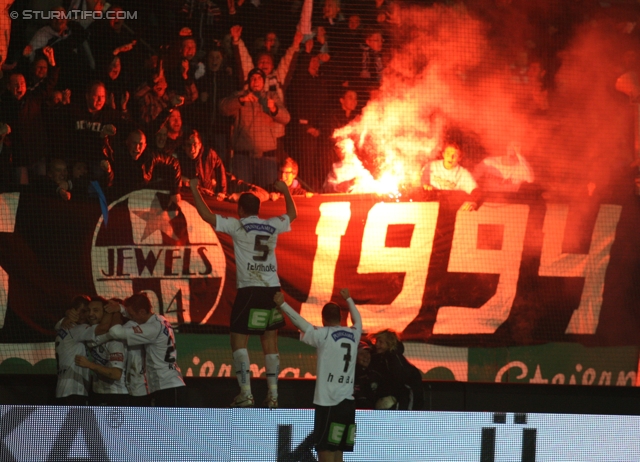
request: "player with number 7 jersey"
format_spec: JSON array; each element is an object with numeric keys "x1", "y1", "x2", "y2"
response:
[{"x1": 274, "y1": 288, "x2": 362, "y2": 461}]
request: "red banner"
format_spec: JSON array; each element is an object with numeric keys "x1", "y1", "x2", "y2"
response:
[{"x1": 0, "y1": 189, "x2": 638, "y2": 347}]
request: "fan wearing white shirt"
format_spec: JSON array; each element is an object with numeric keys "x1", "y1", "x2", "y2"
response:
[
  {"x1": 421, "y1": 142, "x2": 480, "y2": 211},
  {"x1": 274, "y1": 288, "x2": 362, "y2": 462},
  {"x1": 473, "y1": 143, "x2": 535, "y2": 193}
]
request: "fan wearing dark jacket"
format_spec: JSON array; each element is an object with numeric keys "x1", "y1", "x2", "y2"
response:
[
  {"x1": 369, "y1": 329, "x2": 424, "y2": 410},
  {"x1": 107, "y1": 128, "x2": 181, "y2": 204},
  {"x1": 178, "y1": 129, "x2": 226, "y2": 197}
]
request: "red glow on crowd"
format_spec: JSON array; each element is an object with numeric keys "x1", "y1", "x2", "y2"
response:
[{"x1": 329, "y1": 3, "x2": 634, "y2": 198}]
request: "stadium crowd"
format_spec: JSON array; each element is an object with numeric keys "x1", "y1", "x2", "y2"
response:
[
  {"x1": 6, "y1": 7, "x2": 640, "y2": 458},
  {"x1": 0, "y1": 0, "x2": 403, "y2": 199},
  {"x1": 1, "y1": 0, "x2": 639, "y2": 203}
]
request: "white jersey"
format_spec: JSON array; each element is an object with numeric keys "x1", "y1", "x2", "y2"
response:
[
  {"x1": 87, "y1": 339, "x2": 128, "y2": 395},
  {"x1": 124, "y1": 320, "x2": 148, "y2": 397},
  {"x1": 422, "y1": 160, "x2": 478, "y2": 194},
  {"x1": 302, "y1": 323, "x2": 362, "y2": 406},
  {"x1": 54, "y1": 319, "x2": 91, "y2": 398},
  {"x1": 215, "y1": 214, "x2": 291, "y2": 288},
  {"x1": 113, "y1": 313, "x2": 185, "y2": 394},
  {"x1": 474, "y1": 155, "x2": 534, "y2": 192}
]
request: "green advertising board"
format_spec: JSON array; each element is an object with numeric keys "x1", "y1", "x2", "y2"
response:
[{"x1": 1, "y1": 336, "x2": 637, "y2": 387}]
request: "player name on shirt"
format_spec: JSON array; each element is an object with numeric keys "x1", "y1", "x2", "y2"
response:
[
  {"x1": 326, "y1": 373, "x2": 353, "y2": 384},
  {"x1": 243, "y1": 223, "x2": 277, "y2": 234},
  {"x1": 332, "y1": 331, "x2": 355, "y2": 342},
  {"x1": 246, "y1": 262, "x2": 276, "y2": 271}
]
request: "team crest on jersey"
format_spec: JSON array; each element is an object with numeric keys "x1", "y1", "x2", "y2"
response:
[
  {"x1": 133, "y1": 326, "x2": 143, "y2": 334},
  {"x1": 90, "y1": 190, "x2": 226, "y2": 326},
  {"x1": 57, "y1": 329, "x2": 68, "y2": 339}
]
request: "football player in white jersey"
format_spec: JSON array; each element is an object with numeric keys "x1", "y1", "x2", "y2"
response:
[
  {"x1": 107, "y1": 292, "x2": 186, "y2": 407},
  {"x1": 275, "y1": 288, "x2": 362, "y2": 462},
  {"x1": 55, "y1": 295, "x2": 92, "y2": 405},
  {"x1": 123, "y1": 317, "x2": 151, "y2": 406},
  {"x1": 75, "y1": 297, "x2": 130, "y2": 406},
  {"x1": 190, "y1": 178, "x2": 297, "y2": 408},
  {"x1": 104, "y1": 298, "x2": 151, "y2": 406}
]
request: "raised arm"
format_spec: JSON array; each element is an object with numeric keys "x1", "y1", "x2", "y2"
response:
[
  {"x1": 297, "y1": 0, "x2": 313, "y2": 37},
  {"x1": 273, "y1": 180, "x2": 297, "y2": 222},
  {"x1": 340, "y1": 288, "x2": 361, "y2": 330},
  {"x1": 189, "y1": 178, "x2": 217, "y2": 227},
  {"x1": 230, "y1": 25, "x2": 253, "y2": 82},
  {"x1": 274, "y1": 292, "x2": 313, "y2": 333},
  {"x1": 275, "y1": 31, "x2": 303, "y2": 90}
]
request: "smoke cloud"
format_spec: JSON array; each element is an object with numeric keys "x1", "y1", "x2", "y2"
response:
[{"x1": 334, "y1": 2, "x2": 635, "y2": 198}]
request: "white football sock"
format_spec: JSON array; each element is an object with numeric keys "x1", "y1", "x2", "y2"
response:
[{"x1": 233, "y1": 348, "x2": 252, "y2": 395}]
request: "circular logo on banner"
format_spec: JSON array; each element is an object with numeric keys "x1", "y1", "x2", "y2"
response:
[{"x1": 91, "y1": 190, "x2": 225, "y2": 325}]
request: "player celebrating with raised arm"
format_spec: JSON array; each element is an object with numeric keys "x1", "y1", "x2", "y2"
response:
[
  {"x1": 190, "y1": 177, "x2": 297, "y2": 408},
  {"x1": 274, "y1": 289, "x2": 362, "y2": 462}
]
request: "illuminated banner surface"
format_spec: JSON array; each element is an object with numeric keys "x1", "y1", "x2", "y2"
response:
[{"x1": 0, "y1": 190, "x2": 639, "y2": 370}]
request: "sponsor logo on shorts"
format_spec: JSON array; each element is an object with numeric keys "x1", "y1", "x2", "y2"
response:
[
  {"x1": 248, "y1": 308, "x2": 283, "y2": 329},
  {"x1": 248, "y1": 309, "x2": 269, "y2": 329},
  {"x1": 328, "y1": 423, "x2": 346, "y2": 444},
  {"x1": 110, "y1": 352, "x2": 124, "y2": 362},
  {"x1": 347, "y1": 424, "x2": 356, "y2": 445},
  {"x1": 269, "y1": 308, "x2": 283, "y2": 326}
]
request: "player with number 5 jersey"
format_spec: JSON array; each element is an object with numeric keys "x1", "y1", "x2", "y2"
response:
[{"x1": 190, "y1": 177, "x2": 297, "y2": 408}]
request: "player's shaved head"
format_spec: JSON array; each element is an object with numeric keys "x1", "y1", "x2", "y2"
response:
[
  {"x1": 321, "y1": 302, "x2": 341, "y2": 325},
  {"x1": 238, "y1": 193, "x2": 260, "y2": 216}
]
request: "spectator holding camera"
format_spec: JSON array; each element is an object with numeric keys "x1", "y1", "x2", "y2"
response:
[{"x1": 219, "y1": 67, "x2": 290, "y2": 189}]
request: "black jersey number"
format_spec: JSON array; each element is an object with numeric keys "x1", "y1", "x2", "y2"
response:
[
  {"x1": 340, "y1": 343, "x2": 352, "y2": 373},
  {"x1": 164, "y1": 335, "x2": 176, "y2": 364},
  {"x1": 253, "y1": 235, "x2": 269, "y2": 261}
]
